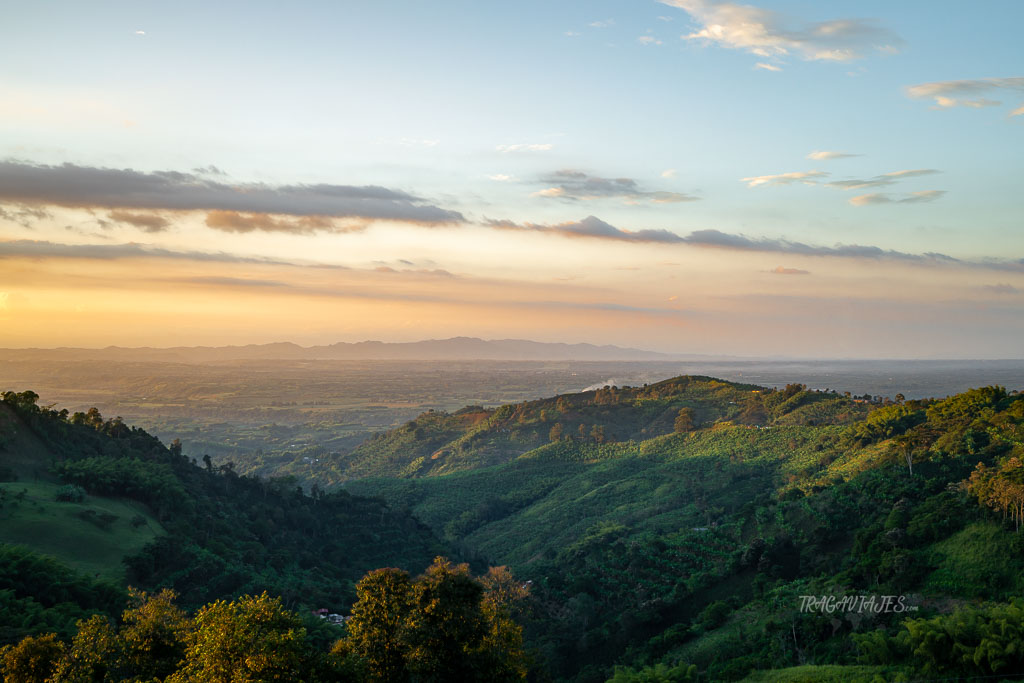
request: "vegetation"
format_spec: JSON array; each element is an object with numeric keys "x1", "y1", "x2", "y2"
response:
[
  {"x1": 0, "y1": 390, "x2": 448, "y2": 622},
  {"x1": 4, "y1": 376, "x2": 1024, "y2": 681},
  {"x1": 0, "y1": 561, "x2": 526, "y2": 682}
]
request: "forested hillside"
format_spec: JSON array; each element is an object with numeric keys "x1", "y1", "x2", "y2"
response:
[
  {"x1": 346, "y1": 379, "x2": 1024, "y2": 681},
  {"x1": 0, "y1": 390, "x2": 448, "y2": 645},
  {"x1": 317, "y1": 376, "x2": 867, "y2": 484},
  {"x1": 4, "y1": 378, "x2": 1024, "y2": 681}
]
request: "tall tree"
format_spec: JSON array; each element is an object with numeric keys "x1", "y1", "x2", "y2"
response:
[{"x1": 342, "y1": 568, "x2": 414, "y2": 683}]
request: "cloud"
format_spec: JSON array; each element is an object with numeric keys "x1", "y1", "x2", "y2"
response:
[
  {"x1": 589, "y1": 19, "x2": 615, "y2": 28},
  {"x1": 486, "y1": 215, "x2": 686, "y2": 243},
  {"x1": 1012, "y1": 104, "x2": 1024, "y2": 117},
  {"x1": 0, "y1": 203, "x2": 52, "y2": 228},
  {"x1": 755, "y1": 62, "x2": 782, "y2": 72},
  {"x1": 0, "y1": 160, "x2": 464, "y2": 226},
  {"x1": 983, "y1": 283, "x2": 1019, "y2": 295},
  {"x1": 825, "y1": 168, "x2": 940, "y2": 190},
  {"x1": 848, "y1": 190, "x2": 945, "y2": 206},
  {"x1": 741, "y1": 170, "x2": 827, "y2": 187},
  {"x1": 373, "y1": 266, "x2": 457, "y2": 279},
  {"x1": 204, "y1": 210, "x2": 365, "y2": 235},
  {"x1": 906, "y1": 77, "x2": 1024, "y2": 109},
  {"x1": 0, "y1": 239, "x2": 308, "y2": 266},
  {"x1": 806, "y1": 150, "x2": 859, "y2": 160},
  {"x1": 496, "y1": 143, "x2": 553, "y2": 153},
  {"x1": 487, "y1": 174, "x2": 513, "y2": 182},
  {"x1": 134, "y1": 30, "x2": 145, "y2": 36},
  {"x1": 638, "y1": 36, "x2": 663, "y2": 46},
  {"x1": 169, "y1": 276, "x2": 293, "y2": 289},
  {"x1": 106, "y1": 210, "x2": 170, "y2": 233},
  {"x1": 479, "y1": 219, "x2": 1024, "y2": 273},
  {"x1": 661, "y1": 169, "x2": 677, "y2": 178},
  {"x1": 680, "y1": 229, "x2": 955, "y2": 261},
  {"x1": 536, "y1": 169, "x2": 699, "y2": 203},
  {"x1": 659, "y1": 0, "x2": 902, "y2": 62}
]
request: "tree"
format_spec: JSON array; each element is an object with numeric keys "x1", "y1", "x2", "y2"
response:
[
  {"x1": 403, "y1": 557, "x2": 489, "y2": 682},
  {"x1": 341, "y1": 568, "x2": 414, "y2": 682},
  {"x1": 969, "y1": 458, "x2": 1024, "y2": 532},
  {"x1": 0, "y1": 633, "x2": 65, "y2": 683},
  {"x1": 674, "y1": 407, "x2": 695, "y2": 433},
  {"x1": 170, "y1": 592, "x2": 308, "y2": 682},
  {"x1": 49, "y1": 614, "x2": 119, "y2": 682},
  {"x1": 336, "y1": 561, "x2": 529, "y2": 682},
  {"x1": 548, "y1": 423, "x2": 564, "y2": 443},
  {"x1": 118, "y1": 588, "x2": 188, "y2": 681},
  {"x1": 478, "y1": 566, "x2": 529, "y2": 681}
]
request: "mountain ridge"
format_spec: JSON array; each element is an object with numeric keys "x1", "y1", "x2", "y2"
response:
[{"x1": 0, "y1": 337, "x2": 729, "y2": 363}]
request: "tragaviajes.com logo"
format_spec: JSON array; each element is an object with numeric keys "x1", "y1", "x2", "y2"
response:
[{"x1": 798, "y1": 595, "x2": 918, "y2": 614}]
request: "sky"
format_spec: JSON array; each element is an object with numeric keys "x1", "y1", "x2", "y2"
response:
[{"x1": 1, "y1": 0, "x2": 1022, "y2": 358}]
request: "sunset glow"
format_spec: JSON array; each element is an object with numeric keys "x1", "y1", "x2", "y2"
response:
[{"x1": 2, "y1": 1, "x2": 1022, "y2": 357}]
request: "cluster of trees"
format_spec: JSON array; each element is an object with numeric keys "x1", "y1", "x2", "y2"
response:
[
  {"x1": 0, "y1": 558, "x2": 528, "y2": 683},
  {"x1": 969, "y1": 457, "x2": 1024, "y2": 531},
  {"x1": 335, "y1": 558, "x2": 528, "y2": 681},
  {"x1": 0, "y1": 545, "x2": 125, "y2": 645},
  {"x1": 855, "y1": 599, "x2": 1024, "y2": 678},
  {"x1": 1, "y1": 588, "x2": 315, "y2": 682}
]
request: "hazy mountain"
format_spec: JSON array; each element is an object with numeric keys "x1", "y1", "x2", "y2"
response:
[{"x1": 0, "y1": 337, "x2": 721, "y2": 363}]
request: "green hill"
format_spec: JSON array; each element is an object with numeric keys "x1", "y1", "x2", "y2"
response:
[
  {"x1": 5, "y1": 378, "x2": 1024, "y2": 682},
  {"x1": 346, "y1": 380, "x2": 1024, "y2": 681},
  {"x1": 0, "y1": 390, "x2": 451, "y2": 645},
  {"x1": 328, "y1": 376, "x2": 865, "y2": 484}
]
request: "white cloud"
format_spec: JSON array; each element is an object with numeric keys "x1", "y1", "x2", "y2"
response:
[
  {"x1": 134, "y1": 30, "x2": 145, "y2": 36},
  {"x1": 535, "y1": 169, "x2": 699, "y2": 203},
  {"x1": 741, "y1": 170, "x2": 828, "y2": 188},
  {"x1": 589, "y1": 19, "x2": 615, "y2": 28},
  {"x1": 1012, "y1": 104, "x2": 1024, "y2": 117},
  {"x1": 487, "y1": 174, "x2": 513, "y2": 182},
  {"x1": 849, "y1": 190, "x2": 945, "y2": 206},
  {"x1": 496, "y1": 143, "x2": 553, "y2": 153},
  {"x1": 657, "y1": 15, "x2": 674, "y2": 22},
  {"x1": 826, "y1": 169, "x2": 939, "y2": 191},
  {"x1": 638, "y1": 36, "x2": 664, "y2": 46},
  {"x1": 661, "y1": 169, "x2": 677, "y2": 178},
  {"x1": 962, "y1": 98, "x2": 1001, "y2": 108},
  {"x1": 807, "y1": 150, "x2": 859, "y2": 160},
  {"x1": 565, "y1": 31, "x2": 581, "y2": 37},
  {"x1": 659, "y1": 0, "x2": 902, "y2": 62},
  {"x1": 906, "y1": 77, "x2": 1024, "y2": 110},
  {"x1": 755, "y1": 62, "x2": 782, "y2": 72}
]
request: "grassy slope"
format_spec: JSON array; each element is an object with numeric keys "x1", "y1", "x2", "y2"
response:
[
  {"x1": 0, "y1": 404, "x2": 165, "y2": 580},
  {"x1": 0, "y1": 481, "x2": 163, "y2": 580},
  {"x1": 739, "y1": 665, "x2": 890, "y2": 682}
]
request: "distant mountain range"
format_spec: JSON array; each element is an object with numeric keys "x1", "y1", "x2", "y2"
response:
[{"x1": 0, "y1": 337, "x2": 725, "y2": 363}]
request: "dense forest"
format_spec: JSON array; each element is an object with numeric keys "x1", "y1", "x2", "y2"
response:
[{"x1": 2, "y1": 377, "x2": 1024, "y2": 681}]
